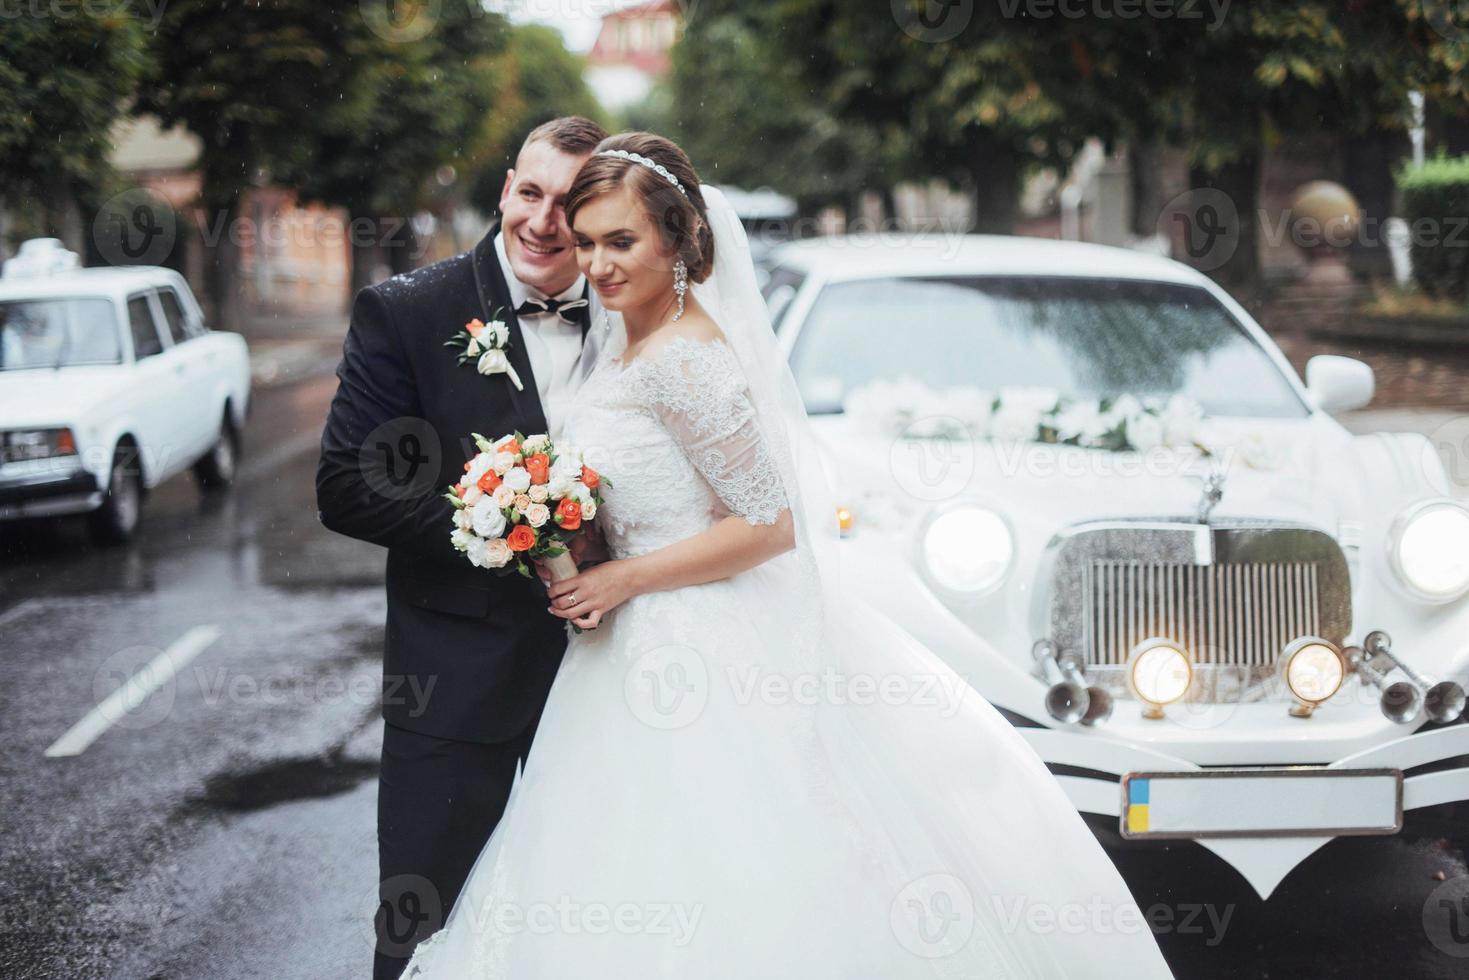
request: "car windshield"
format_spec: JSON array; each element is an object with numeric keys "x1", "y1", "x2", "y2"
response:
[
  {"x1": 787, "y1": 275, "x2": 1309, "y2": 418},
  {"x1": 0, "y1": 298, "x2": 122, "y2": 370}
]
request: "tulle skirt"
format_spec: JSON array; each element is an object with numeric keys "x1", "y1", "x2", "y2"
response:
[{"x1": 402, "y1": 576, "x2": 1174, "y2": 979}]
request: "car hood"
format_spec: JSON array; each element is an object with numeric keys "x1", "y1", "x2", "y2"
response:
[
  {"x1": 0, "y1": 367, "x2": 138, "y2": 429},
  {"x1": 813, "y1": 412, "x2": 1356, "y2": 533}
]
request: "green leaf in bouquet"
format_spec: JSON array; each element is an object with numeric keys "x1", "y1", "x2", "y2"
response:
[
  {"x1": 444, "y1": 490, "x2": 466, "y2": 509},
  {"x1": 472, "y1": 433, "x2": 494, "y2": 453},
  {"x1": 543, "y1": 544, "x2": 568, "y2": 558},
  {"x1": 515, "y1": 561, "x2": 532, "y2": 578}
]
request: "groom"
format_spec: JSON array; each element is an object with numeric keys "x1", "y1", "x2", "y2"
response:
[{"x1": 315, "y1": 116, "x2": 610, "y2": 979}]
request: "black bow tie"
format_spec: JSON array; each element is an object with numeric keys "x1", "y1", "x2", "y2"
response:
[{"x1": 515, "y1": 296, "x2": 589, "y2": 327}]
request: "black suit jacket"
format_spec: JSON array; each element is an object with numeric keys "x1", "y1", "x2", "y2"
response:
[{"x1": 316, "y1": 224, "x2": 585, "y2": 743}]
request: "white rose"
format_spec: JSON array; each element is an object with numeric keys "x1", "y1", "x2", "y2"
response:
[
  {"x1": 470, "y1": 497, "x2": 506, "y2": 538},
  {"x1": 491, "y1": 452, "x2": 516, "y2": 476},
  {"x1": 477, "y1": 349, "x2": 510, "y2": 377},
  {"x1": 485, "y1": 320, "x2": 509, "y2": 347},
  {"x1": 502, "y1": 466, "x2": 531, "y2": 492},
  {"x1": 550, "y1": 450, "x2": 582, "y2": 480},
  {"x1": 453, "y1": 506, "x2": 475, "y2": 531},
  {"x1": 450, "y1": 527, "x2": 473, "y2": 551},
  {"x1": 524, "y1": 502, "x2": 550, "y2": 527},
  {"x1": 522, "y1": 433, "x2": 550, "y2": 452},
  {"x1": 482, "y1": 537, "x2": 514, "y2": 568},
  {"x1": 460, "y1": 484, "x2": 482, "y2": 506},
  {"x1": 581, "y1": 497, "x2": 597, "y2": 519},
  {"x1": 1160, "y1": 394, "x2": 1204, "y2": 447},
  {"x1": 464, "y1": 536, "x2": 488, "y2": 567},
  {"x1": 547, "y1": 475, "x2": 573, "y2": 500},
  {"x1": 1106, "y1": 393, "x2": 1142, "y2": 423},
  {"x1": 465, "y1": 337, "x2": 481, "y2": 357},
  {"x1": 492, "y1": 484, "x2": 516, "y2": 508},
  {"x1": 569, "y1": 481, "x2": 593, "y2": 507},
  {"x1": 1126, "y1": 412, "x2": 1164, "y2": 452},
  {"x1": 989, "y1": 405, "x2": 1041, "y2": 443},
  {"x1": 514, "y1": 493, "x2": 532, "y2": 511},
  {"x1": 465, "y1": 453, "x2": 494, "y2": 483},
  {"x1": 528, "y1": 484, "x2": 550, "y2": 503},
  {"x1": 1052, "y1": 401, "x2": 1109, "y2": 444}
]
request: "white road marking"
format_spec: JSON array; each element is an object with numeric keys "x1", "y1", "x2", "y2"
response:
[
  {"x1": 0, "y1": 598, "x2": 44, "y2": 629},
  {"x1": 44, "y1": 624, "x2": 223, "y2": 758}
]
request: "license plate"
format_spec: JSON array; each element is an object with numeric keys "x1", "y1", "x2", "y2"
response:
[{"x1": 1119, "y1": 767, "x2": 1402, "y2": 840}]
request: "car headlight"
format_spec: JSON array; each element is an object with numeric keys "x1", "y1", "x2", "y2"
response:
[
  {"x1": 1, "y1": 428, "x2": 76, "y2": 464},
  {"x1": 1281, "y1": 637, "x2": 1345, "y2": 711},
  {"x1": 1389, "y1": 500, "x2": 1469, "y2": 602},
  {"x1": 1127, "y1": 638, "x2": 1192, "y2": 718},
  {"x1": 918, "y1": 504, "x2": 1014, "y2": 596}
]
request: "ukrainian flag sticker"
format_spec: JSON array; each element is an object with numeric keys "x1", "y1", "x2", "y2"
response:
[{"x1": 1125, "y1": 778, "x2": 1150, "y2": 833}]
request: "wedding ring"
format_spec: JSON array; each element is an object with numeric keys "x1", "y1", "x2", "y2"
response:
[{"x1": 566, "y1": 593, "x2": 578, "y2": 607}]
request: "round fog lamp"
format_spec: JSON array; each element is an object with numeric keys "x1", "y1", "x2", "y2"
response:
[
  {"x1": 1281, "y1": 637, "x2": 1345, "y2": 715},
  {"x1": 1127, "y1": 639, "x2": 1192, "y2": 719}
]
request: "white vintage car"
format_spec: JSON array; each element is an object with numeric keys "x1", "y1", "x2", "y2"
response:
[
  {"x1": 766, "y1": 234, "x2": 1469, "y2": 900},
  {"x1": 0, "y1": 239, "x2": 251, "y2": 542}
]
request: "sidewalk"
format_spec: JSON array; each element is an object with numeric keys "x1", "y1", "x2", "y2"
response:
[{"x1": 236, "y1": 310, "x2": 346, "y2": 389}]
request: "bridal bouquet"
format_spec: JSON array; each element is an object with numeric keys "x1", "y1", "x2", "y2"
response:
[{"x1": 444, "y1": 431, "x2": 608, "y2": 583}]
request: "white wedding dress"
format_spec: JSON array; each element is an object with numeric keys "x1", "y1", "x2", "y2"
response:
[{"x1": 400, "y1": 325, "x2": 1176, "y2": 978}]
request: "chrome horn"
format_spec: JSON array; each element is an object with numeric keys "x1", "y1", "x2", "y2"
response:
[
  {"x1": 1363, "y1": 630, "x2": 1466, "y2": 724},
  {"x1": 1033, "y1": 639, "x2": 1113, "y2": 726}
]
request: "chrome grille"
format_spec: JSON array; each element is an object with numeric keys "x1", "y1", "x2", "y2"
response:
[
  {"x1": 1082, "y1": 560, "x2": 1323, "y2": 668},
  {"x1": 1040, "y1": 519, "x2": 1352, "y2": 699}
]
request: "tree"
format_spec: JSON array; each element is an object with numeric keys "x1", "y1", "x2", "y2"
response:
[
  {"x1": 283, "y1": 3, "x2": 514, "y2": 290},
  {"x1": 658, "y1": 1, "x2": 896, "y2": 218},
  {"x1": 465, "y1": 24, "x2": 607, "y2": 219},
  {"x1": 134, "y1": 1, "x2": 376, "y2": 327},
  {"x1": 0, "y1": 9, "x2": 149, "y2": 255}
]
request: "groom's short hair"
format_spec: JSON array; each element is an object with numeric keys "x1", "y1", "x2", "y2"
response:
[{"x1": 521, "y1": 117, "x2": 608, "y2": 160}]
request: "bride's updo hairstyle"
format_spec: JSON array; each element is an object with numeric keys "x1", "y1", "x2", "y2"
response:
[{"x1": 565, "y1": 132, "x2": 716, "y2": 284}]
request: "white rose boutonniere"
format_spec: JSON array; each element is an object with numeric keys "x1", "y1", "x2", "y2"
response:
[{"x1": 445, "y1": 312, "x2": 523, "y2": 391}]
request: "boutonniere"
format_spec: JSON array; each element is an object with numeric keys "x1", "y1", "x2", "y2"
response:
[{"x1": 444, "y1": 311, "x2": 523, "y2": 391}]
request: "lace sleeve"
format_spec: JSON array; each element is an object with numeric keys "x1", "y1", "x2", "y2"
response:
[{"x1": 632, "y1": 337, "x2": 790, "y2": 526}]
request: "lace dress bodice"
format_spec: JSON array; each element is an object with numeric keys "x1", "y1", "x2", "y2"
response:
[{"x1": 563, "y1": 335, "x2": 789, "y2": 559}]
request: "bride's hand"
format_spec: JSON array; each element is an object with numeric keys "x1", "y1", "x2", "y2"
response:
[{"x1": 546, "y1": 560, "x2": 636, "y2": 629}]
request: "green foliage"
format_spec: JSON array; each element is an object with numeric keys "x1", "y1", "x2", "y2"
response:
[
  {"x1": 286, "y1": 3, "x2": 513, "y2": 218},
  {"x1": 0, "y1": 9, "x2": 149, "y2": 199},
  {"x1": 134, "y1": 1, "x2": 378, "y2": 210},
  {"x1": 465, "y1": 24, "x2": 607, "y2": 216},
  {"x1": 661, "y1": 2, "x2": 894, "y2": 212},
  {"x1": 1398, "y1": 154, "x2": 1469, "y2": 301}
]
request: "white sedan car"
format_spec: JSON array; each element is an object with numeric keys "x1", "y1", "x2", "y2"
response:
[
  {"x1": 0, "y1": 240, "x2": 251, "y2": 542},
  {"x1": 767, "y1": 234, "x2": 1469, "y2": 900}
]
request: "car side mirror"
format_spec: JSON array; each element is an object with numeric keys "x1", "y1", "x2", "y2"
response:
[{"x1": 1305, "y1": 354, "x2": 1374, "y2": 414}]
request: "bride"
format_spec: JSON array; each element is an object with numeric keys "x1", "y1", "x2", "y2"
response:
[{"x1": 402, "y1": 133, "x2": 1175, "y2": 978}]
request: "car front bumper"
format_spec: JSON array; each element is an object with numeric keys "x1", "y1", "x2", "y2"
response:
[
  {"x1": 0, "y1": 461, "x2": 102, "y2": 519},
  {"x1": 1022, "y1": 721, "x2": 1469, "y2": 899}
]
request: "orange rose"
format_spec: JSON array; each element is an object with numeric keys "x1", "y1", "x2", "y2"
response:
[
  {"x1": 506, "y1": 525, "x2": 537, "y2": 552},
  {"x1": 525, "y1": 453, "x2": 550, "y2": 485},
  {"x1": 476, "y1": 470, "x2": 501, "y2": 493},
  {"x1": 580, "y1": 465, "x2": 600, "y2": 490},
  {"x1": 465, "y1": 318, "x2": 485, "y2": 338},
  {"x1": 496, "y1": 437, "x2": 522, "y2": 456},
  {"x1": 554, "y1": 498, "x2": 582, "y2": 531}
]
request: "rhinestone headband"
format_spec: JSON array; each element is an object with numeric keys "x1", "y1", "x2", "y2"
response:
[{"x1": 597, "y1": 149, "x2": 688, "y2": 197}]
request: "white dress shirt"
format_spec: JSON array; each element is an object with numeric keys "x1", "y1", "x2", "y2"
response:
[{"x1": 494, "y1": 232, "x2": 603, "y2": 442}]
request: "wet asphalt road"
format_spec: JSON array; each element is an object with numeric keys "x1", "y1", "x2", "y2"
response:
[{"x1": 1, "y1": 355, "x2": 1467, "y2": 979}]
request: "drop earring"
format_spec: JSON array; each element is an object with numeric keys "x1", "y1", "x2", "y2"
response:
[{"x1": 671, "y1": 259, "x2": 687, "y2": 322}]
